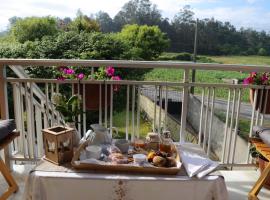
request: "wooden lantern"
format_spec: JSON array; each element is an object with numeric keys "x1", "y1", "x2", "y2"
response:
[{"x1": 42, "y1": 126, "x2": 74, "y2": 165}]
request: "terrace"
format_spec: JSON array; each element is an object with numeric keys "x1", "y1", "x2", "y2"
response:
[{"x1": 0, "y1": 59, "x2": 270, "y2": 199}]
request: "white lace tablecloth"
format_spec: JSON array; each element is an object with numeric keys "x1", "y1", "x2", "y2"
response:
[{"x1": 23, "y1": 146, "x2": 228, "y2": 200}]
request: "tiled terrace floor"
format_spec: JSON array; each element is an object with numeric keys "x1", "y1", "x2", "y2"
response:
[{"x1": 1, "y1": 164, "x2": 270, "y2": 200}]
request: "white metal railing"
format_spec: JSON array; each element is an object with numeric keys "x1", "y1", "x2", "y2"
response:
[{"x1": 0, "y1": 59, "x2": 270, "y2": 167}]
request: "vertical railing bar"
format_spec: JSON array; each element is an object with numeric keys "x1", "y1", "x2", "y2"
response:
[
  {"x1": 30, "y1": 83, "x2": 37, "y2": 160},
  {"x1": 164, "y1": 85, "x2": 168, "y2": 131},
  {"x1": 132, "y1": 85, "x2": 136, "y2": 142},
  {"x1": 231, "y1": 89, "x2": 242, "y2": 165},
  {"x1": 56, "y1": 83, "x2": 60, "y2": 124},
  {"x1": 207, "y1": 87, "x2": 215, "y2": 156},
  {"x1": 110, "y1": 84, "x2": 113, "y2": 137},
  {"x1": 91, "y1": 67, "x2": 94, "y2": 79},
  {"x1": 45, "y1": 83, "x2": 50, "y2": 127},
  {"x1": 83, "y1": 83, "x2": 86, "y2": 136},
  {"x1": 19, "y1": 83, "x2": 26, "y2": 158},
  {"x1": 247, "y1": 89, "x2": 258, "y2": 163},
  {"x1": 12, "y1": 83, "x2": 20, "y2": 155},
  {"x1": 50, "y1": 83, "x2": 55, "y2": 126},
  {"x1": 153, "y1": 85, "x2": 157, "y2": 132},
  {"x1": 180, "y1": 69, "x2": 189, "y2": 143},
  {"x1": 77, "y1": 83, "x2": 81, "y2": 137},
  {"x1": 12, "y1": 83, "x2": 19, "y2": 153},
  {"x1": 71, "y1": 83, "x2": 74, "y2": 95},
  {"x1": 35, "y1": 104, "x2": 43, "y2": 157},
  {"x1": 226, "y1": 88, "x2": 236, "y2": 164},
  {"x1": 105, "y1": 83, "x2": 108, "y2": 128},
  {"x1": 136, "y1": 86, "x2": 141, "y2": 138},
  {"x1": 261, "y1": 88, "x2": 268, "y2": 125},
  {"x1": 203, "y1": 88, "x2": 210, "y2": 151},
  {"x1": 158, "y1": 86, "x2": 162, "y2": 135},
  {"x1": 99, "y1": 84, "x2": 102, "y2": 125},
  {"x1": 42, "y1": 101, "x2": 48, "y2": 128},
  {"x1": 221, "y1": 89, "x2": 231, "y2": 163},
  {"x1": 255, "y1": 89, "x2": 263, "y2": 126},
  {"x1": 126, "y1": 85, "x2": 130, "y2": 140},
  {"x1": 198, "y1": 87, "x2": 205, "y2": 146},
  {"x1": 25, "y1": 83, "x2": 33, "y2": 158}
]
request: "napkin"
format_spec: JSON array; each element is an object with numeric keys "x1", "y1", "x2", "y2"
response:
[{"x1": 179, "y1": 143, "x2": 219, "y2": 178}]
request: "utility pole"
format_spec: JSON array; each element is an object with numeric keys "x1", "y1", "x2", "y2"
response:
[{"x1": 191, "y1": 18, "x2": 198, "y2": 94}]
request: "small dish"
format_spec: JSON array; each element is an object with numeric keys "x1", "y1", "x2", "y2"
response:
[{"x1": 133, "y1": 154, "x2": 147, "y2": 164}]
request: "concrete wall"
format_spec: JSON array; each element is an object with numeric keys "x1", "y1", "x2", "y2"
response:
[
  {"x1": 139, "y1": 95, "x2": 181, "y2": 141},
  {"x1": 188, "y1": 95, "x2": 248, "y2": 162}
]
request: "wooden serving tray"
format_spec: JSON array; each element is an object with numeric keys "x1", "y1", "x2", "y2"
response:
[{"x1": 71, "y1": 141, "x2": 182, "y2": 175}]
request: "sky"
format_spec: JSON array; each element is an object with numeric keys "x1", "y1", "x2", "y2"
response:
[{"x1": 0, "y1": 0, "x2": 270, "y2": 32}]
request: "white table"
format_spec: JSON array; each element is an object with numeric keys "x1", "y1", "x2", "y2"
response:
[{"x1": 23, "y1": 161, "x2": 228, "y2": 200}]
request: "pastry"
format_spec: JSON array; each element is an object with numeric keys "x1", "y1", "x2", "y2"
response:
[{"x1": 153, "y1": 156, "x2": 166, "y2": 167}]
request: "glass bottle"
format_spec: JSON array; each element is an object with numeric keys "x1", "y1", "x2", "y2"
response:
[{"x1": 159, "y1": 131, "x2": 173, "y2": 154}]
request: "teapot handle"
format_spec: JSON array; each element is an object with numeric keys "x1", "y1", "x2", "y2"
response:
[{"x1": 107, "y1": 127, "x2": 119, "y2": 138}]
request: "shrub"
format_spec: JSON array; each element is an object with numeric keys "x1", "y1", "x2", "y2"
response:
[
  {"x1": 258, "y1": 48, "x2": 268, "y2": 56},
  {"x1": 158, "y1": 52, "x2": 192, "y2": 61},
  {"x1": 118, "y1": 24, "x2": 169, "y2": 60},
  {"x1": 11, "y1": 17, "x2": 58, "y2": 43}
]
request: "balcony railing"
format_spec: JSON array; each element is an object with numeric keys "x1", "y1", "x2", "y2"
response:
[{"x1": 0, "y1": 59, "x2": 270, "y2": 168}]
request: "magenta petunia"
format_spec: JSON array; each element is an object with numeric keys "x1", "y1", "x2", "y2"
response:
[
  {"x1": 251, "y1": 72, "x2": 257, "y2": 77},
  {"x1": 106, "y1": 66, "x2": 115, "y2": 77},
  {"x1": 261, "y1": 73, "x2": 269, "y2": 84},
  {"x1": 243, "y1": 77, "x2": 254, "y2": 85},
  {"x1": 64, "y1": 68, "x2": 75, "y2": 75},
  {"x1": 112, "y1": 75, "x2": 121, "y2": 80},
  {"x1": 77, "y1": 73, "x2": 85, "y2": 80}
]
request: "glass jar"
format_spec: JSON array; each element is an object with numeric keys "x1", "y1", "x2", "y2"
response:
[{"x1": 159, "y1": 131, "x2": 173, "y2": 154}]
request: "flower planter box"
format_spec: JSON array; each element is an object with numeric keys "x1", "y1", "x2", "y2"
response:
[
  {"x1": 249, "y1": 89, "x2": 270, "y2": 114},
  {"x1": 74, "y1": 84, "x2": 111, "y2": 111}
]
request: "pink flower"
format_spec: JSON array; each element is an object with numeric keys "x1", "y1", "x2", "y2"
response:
[
  {"x1": 261, "y1": 73, "x2": 269, "y2": 84},
  {"x1": 243, "y1": 77, "x2": 254, "y2": 85},
  {"x1": 105, "y1": 66, "x2": 115, "y2": 77},
  {"x1": 77, "y1": 73, "x2": 84, "y2": 80},
  {"x1": 64, "y1": 68, "x2": 75, "y2": 75},
  {"x1": 112, "y1": 76, "x2": 121, "y2": 80},
  {"x1": 251, "y1": 72, "x2": 257, "y2": 77}
]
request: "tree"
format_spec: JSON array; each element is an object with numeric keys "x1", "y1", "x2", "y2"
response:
[
  {"x1": 69, "y1": 10, "x2": 100, "y2": 33},
  {"x1": 113, "y1": 0, "x2": 162, "y2": 31},
  {"x1": 11, "y1": 17, "x2": 58, "y2": 43},
  {"x1": 95, "y1": 11, "x2": 115, "y2": 33},
  {"x1": 57, "y1": 17, "x2": 72, "y2": 31},
  {"x1": 118, "y1": 24, "x2": 169, "y2": 60},
  {"x1": 171, "y1": 5, "x2": 195, "y2": 52},
  {"x1": 8, "y1": 16, "x2": 22, "y2": 27}
]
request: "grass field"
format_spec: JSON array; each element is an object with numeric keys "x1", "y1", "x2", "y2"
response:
[
  {"x1": 144, "y1": 55, "x2": 270, "y2": 102},
  {"x1": 112, "y1": 111, "x2": 152, "y2": 139},
  {"x1": 209, "y1": 55, "x2": 270, "y2": 65},
  {"x1": 143, "y1": 55, "x2": 270, "y2": 140}
]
